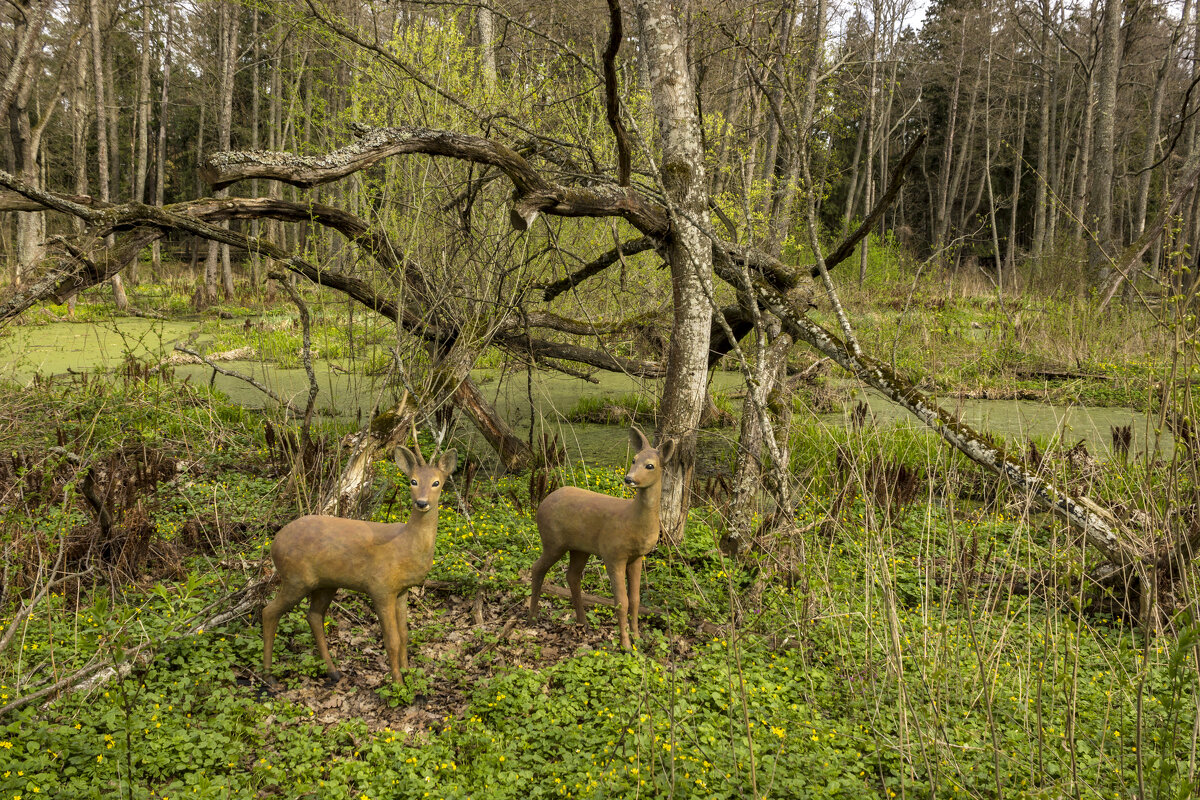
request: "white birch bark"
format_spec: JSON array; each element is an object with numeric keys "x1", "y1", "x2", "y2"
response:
[
  {"x1": 133, "y1": 1, "x2": 151, "y2": 204},
  {"x1": 203, "y1": 1, "x2": 239, "y2": 302},
  {"x1": 152, "y1": 10, "x2": 172, "y2": 275},
  {"x1": 633, "y1": 0, "x2": 713, "y2": 543},
  {"x1": 1089, "y1": 0, "x2": 1122, "y2": 282},
  {"x1": 88, "y1": 0, "x2": 127, "y2": 309},
  {"x1": 478, "y1": 5, "x2": 496, "y2": 91}
]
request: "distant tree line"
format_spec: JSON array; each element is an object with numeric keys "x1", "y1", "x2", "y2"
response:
[{"x1": 3, "y1": 0, "x2": 1198, "y2": 299}]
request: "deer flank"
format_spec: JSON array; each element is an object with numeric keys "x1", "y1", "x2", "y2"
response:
[
  {"x1": 528, "y1": 426, "x2": 674, "y2": 649},
  {"x1": 261, "y1": 445, "x2": 456, "y2": 685}
]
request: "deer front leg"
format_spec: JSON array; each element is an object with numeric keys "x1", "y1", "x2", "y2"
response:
[
  {"x1": 603, "y1": 559, "x2": 631, "y2": 650},
  {"x1": 626, "y1": 557, "x2": 644, "y2": 641},
  {"x1": 396, "y1": 590, "x2": 410, "y2": 673},
  {"x1": 566, "y1": 550, "x2": 591, "y2": 625},
  {"x1": 306, "y1": 588, "x2": 341, "y2": 679},
  {"x1": 373, "y1": 593, "x2": 405, "y2": 684}
]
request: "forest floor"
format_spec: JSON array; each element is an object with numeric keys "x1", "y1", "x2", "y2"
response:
[{"x1": 0, "y1": 271, "x2": 1197, "y2": 799}]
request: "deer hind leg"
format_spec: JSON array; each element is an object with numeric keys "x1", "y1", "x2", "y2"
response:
[
  {"x1": 261, "y1": 581, "x2": 310, "y2": 682},
  {"x1": 373, "y1": 592, "x2": 404, "y2": 684},
  {"x1": 305, "y1": 587, "x2": 340, "y2": 679},
  {"x1": 603, "y1": 559, "x2": 631, "y2": 650},
  {"x1": 566, "y1": 550, "x2": 591, "y2": 625},
  {"x1": 626, "y1": 557, "x2": 644, "y2": 641},
  {"x1": 528, "y1": 544, "x2": 568, "y2": 621}
]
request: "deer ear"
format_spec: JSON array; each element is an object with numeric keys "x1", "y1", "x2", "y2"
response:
[
  {"x1": 437, "y1": 449, "x2": 458, "y2": 475},
  {"x1": 395, "y1": 446, "x2": 419, "y2": 477},
  {"x1": 629, "y1": 426, "x2": 651, "y2": 452},
  {"x1": 657, "y1": 438, "x2": 676, "y2": 465}
]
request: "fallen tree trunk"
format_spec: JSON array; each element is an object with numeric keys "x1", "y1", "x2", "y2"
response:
[
  {"x1": 1094, "y1": 152, "x2": 1200, "y2": 313},
  {"x1": 713, "y1": 252, "x2": 1144, "y2": 570},
  {"x1": 453, "y1": 379, "x2": 530, "y2": 472},
  {"x1": 172, "y1": 344, "x2": 300, "y2": 415}
]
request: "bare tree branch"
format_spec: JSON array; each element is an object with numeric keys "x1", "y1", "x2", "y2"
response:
[
  {"x1": 173, "y1": 345, "x2": 301, "y2": 416},
  {"x1": 1095, "y1": 153, "x2": 1200, "y2": 312},
  {"x1": 603, "y1": 0, "x2": 633, "y2": 185},
  {"x1": 541, "y1": 235, "x2": 657, "y2": 301},
  {"x1": 811, "y1": 131, "x2": 927, "y2": 277},
  {"x1": 201, "y1": 125, "x2": 670, "y2": 236}
]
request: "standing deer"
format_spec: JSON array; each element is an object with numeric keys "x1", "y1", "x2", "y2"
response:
[
  {"x1": 261, "y1": 444, "x2": 457, "y2": 685},
  {"x1": 528, "y1": 426, "x2": 674, "y2": 649}
]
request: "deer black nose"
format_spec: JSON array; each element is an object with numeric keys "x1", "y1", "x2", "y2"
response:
[
  {"x1": 415, "y1": 500, "x2": 430, "y2": 510},
  {"x1": 624, "y1": 476, "x2": 636, "y2": 486}
]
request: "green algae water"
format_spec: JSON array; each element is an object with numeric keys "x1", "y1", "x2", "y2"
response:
[{"x1": 0, "y1": 318, "x2": 1171, "y2": 466}]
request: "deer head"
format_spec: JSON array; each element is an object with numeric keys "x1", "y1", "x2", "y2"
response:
[
  {"x1": 395, "y1": 445, "x2": 457, "y2": 512},
  {"x1": 624, "y1": 426, "x2": 675, "y2": 489}
]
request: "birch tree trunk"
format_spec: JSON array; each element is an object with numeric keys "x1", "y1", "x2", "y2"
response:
[
  {"x1": 151, "y1": 10, "x2": 172, "y2": 275},
  {"x1": 1048, "y1": 37, "x2": 1065, "y2": 247},
  {"x1": 478, "y1": 5, "x2": 496, "y2": 91},
  {"x1": 249, "y1": 8, "x2": 260, "y2": 287},
  {"x1": 983, "y1": 38, "x2": 1004, "y2": 290},
  {"x1": 1031, "y1": 0, "x2": 1052, "y2": 259},
  {"x1": 1133, "y1": 0, "x2": 1190, "y2": 278},
  {"x1": 1070, "y1": 8, "x2": 1097, "y2": 245},
  {"x1": 727, "y1": 0, "x2": 826, "y2": 550},
  {"x1": 634, "y1": 0, "x2": 713, "y2": 543},
  {"x1": 857, "y1": 14, "x2": 878, "y2": 286},
  {"x1": 0, "y1": 0, "x2": 50, "y2": 126},
  {"x1": 133, "y1": 1, "x2": 151, "y2": 205},
  {"x1": 8, "y1": 9, "x2": 41, "y2": 287},
  {"x1": 727, "y1": 320, "x2": 790, "y2": 550},
  {"x1": 204, "y1": 1, "x2": 239, "y2": 302},
  {"x1": 842, "y1": 112, "x2": 866, "y2": 231},
  {"x1": 1088, "y1": 0, "x2": 1122, "y2": 283},
  {"x1": 88, "y1": 0, "x2": 127, "y2": 309},
  {"x1": 104, "y1": 34, "x2": 119, "y2": 198},
  {"x1": 66, "y1": 12, "x2": 89, "y2": 312},
  {"x1": 932, "y1": 17, "x2": 967, "y2": 257},
  {"x1": 268, "y1": 13, "x2": 284, "y2": 251},
  {"x1": 1007, "y1": 92, "x2": 1027, "y2": 275}
]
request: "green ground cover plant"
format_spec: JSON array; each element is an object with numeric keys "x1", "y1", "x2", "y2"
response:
[
  {"x1": 2, "y1": 240, "x2": 1198, "y2": 798},
  {"x1": 0, "y1": 356, "x2": 1196, "y2": 799}
]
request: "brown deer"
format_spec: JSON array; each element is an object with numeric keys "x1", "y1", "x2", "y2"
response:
[
  {"x1": 528, "y1": 426, "x2": 674, "y2": 649},
  {"x1": 261, "y1": 444, "x2": 457, "y2": 685}
]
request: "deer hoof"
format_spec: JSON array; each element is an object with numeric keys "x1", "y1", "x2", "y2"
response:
[{"x1": 325, "y1": 669, "x2": 344, "y2": 682}]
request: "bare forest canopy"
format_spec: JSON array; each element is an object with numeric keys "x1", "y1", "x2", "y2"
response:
[
  {"x1": 3, "y1": 0, "x2": 1200, "y2": 289},
  {"x1": 1, "y1": 0, "x2": 1198, "y2": 604}
]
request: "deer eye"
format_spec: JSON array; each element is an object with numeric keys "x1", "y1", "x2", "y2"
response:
[
  {"x1": 645, "y1": 463, "x2": 655, "y2": 470},
  {"x1": 432, "y1": 480, "x2": 440, "y2": 487},
  {"x1": 410, "y1": 479, "x2": 418, "y2": 486}
]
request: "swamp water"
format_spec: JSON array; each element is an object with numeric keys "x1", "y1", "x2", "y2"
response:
[{"x1": 0, "y1": 318, "x2": 1170, "y2": 468}]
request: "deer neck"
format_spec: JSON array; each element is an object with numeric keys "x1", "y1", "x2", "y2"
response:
[
  {"x1": 633, "y1": 480, "x2": 662, "y2": 523},
  {"x1": 401, "y1": 505, "x2": 440, "y2": 550}
]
